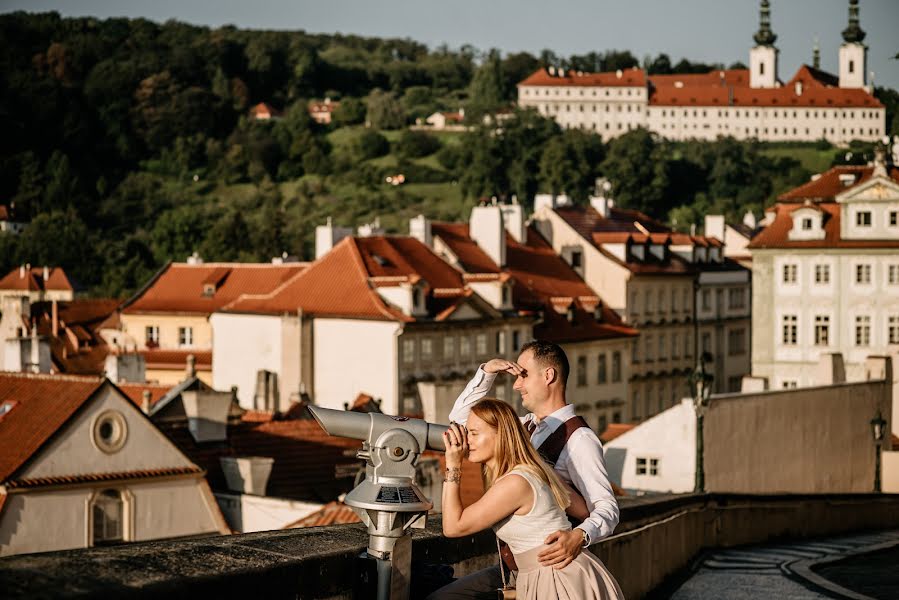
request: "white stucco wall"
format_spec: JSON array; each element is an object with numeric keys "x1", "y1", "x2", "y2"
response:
[
  {"x1": 211, "y1": 312, "x2": 296, "y2": 410},
  {"x1": 0, "y1": 478, "x2": 225, "y2": 556},
  {"x1": 313, "y1": 318, "x2": 401, "y2": 413},
  {"x1": 19, "y1": 385, "x2": 193, "y2": 479},
  {"x1": 214, "y1": 492, "x2": 322, "y2": 533},
  {"x1": 605, "y1": 400, "x2": 696, "y2": 493}
]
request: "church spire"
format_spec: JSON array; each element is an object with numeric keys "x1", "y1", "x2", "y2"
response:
[
  {"x1": 753, "y1": 0, "x2": 777, "y2": 46},
  {"x1": 841, "y1": 0, "x2": 866, "y2": 43},
  {"x1": 813, "y1": 37, "x2": 820, "y2": 69}
]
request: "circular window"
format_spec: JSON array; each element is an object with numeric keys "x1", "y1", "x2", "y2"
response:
[{"x1": 92, "y1": 410, "x2": 128, "y2": 453}]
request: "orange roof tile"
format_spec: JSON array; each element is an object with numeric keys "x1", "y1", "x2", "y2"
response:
[
  {"x1": 519, "y1": 68, "x2": 647, "y2": 88},
  {"x1": 749, "y1": 201, "x2": 899, "y2": 250},
  {"x1": 431, "y1": 222, "x2": 637, "y2": 344},
  {"x1": 6, "y1": 466, "x2": 203, "y2": 489},
  {"x1": 140, "y1": 349, "x2": 212, "y2": 371},
  {"x1": 778, "y1": 165, "x2": 899, "y2": 201},
  {"x1": 160, "y1": 416, "x2": 365, "y2": 502},
  {"x1": 284, "y1": 501, "x2": 361, "y2": 528},
  {"x1": 0, "y1": 372, "x2": 105, "y2": 482},
  {"x1": 600, "y1": 423, "x2": 635, "y2": 443},
  {"x1": 0, "y1": 206, "x2": 9, "y2": 220},
  {"x1": 123, "y1": 263, "x2": 308, "y2": 315},
  {"x1": 28, "y1": 299, "x2": 121, "y2": 376},
  {"x1": 223, "y1": 236, "x2": 472, "y2": 322},
  {"x1": 0, "y1": 266, "x2": 73, "y2": 293},
  {"x1": 118, "y1": 382, "x2": 173, "y2": 409}
]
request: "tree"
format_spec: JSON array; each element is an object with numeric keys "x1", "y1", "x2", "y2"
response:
[
  {"x1": 599, "y1": 128, "x2": 669, "y2": 216},
  {"x1": 332, "y1": 97, "x2": 366, "y2": 126},
  {"x1": 13, "y1": 209, "x2": 99, "y2": 285},
  {"x1": 396, "y1": 130, "x2": 440, "y2": 159},
  {"x1": 366, "y1": 89, "x2": 406, "y2": 129},
  {"x1": 466, "y1": 49, "x2": 507, "y2": 122},
  {"x1": 646, "y1": 54, "x2": 673, "y2": 75},
  {"x1": 354, "y1": 130, "x2": 390, "y2": 160},
  {"x1": 201, "y1": 210, "x2": 252, "y2": 261}
]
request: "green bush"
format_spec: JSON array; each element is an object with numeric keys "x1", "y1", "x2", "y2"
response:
[
  {"x1": 354, "y1": 130, "x2": 390, "y2": 160},
  {"x1": 396, "y1": 130, "x2": 441, "y2": 158}
]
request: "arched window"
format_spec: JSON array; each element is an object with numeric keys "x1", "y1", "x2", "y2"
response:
[{"x1": 92, "y1": 489, "x2": 124, "y2": 545}]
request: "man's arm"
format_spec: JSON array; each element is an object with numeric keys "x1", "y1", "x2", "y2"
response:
[
  {"x1": 538, "y1": 430, "x2": 619, "y2": 569},
  {"x1": 447, "y1": 359, "x2": 522, "y2": 425},
  {"x1": 566, "y1": 430, "x2": 620, "y2": 542}
]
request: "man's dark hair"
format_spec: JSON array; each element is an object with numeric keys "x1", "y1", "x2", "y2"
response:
[{"x1": 520, "y1": 340, "x2": 569, "y2": 386}]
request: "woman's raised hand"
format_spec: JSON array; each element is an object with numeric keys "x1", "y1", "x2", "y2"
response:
[{"x1": 443, "y1": 422, "x2": 468, "y2": 468}]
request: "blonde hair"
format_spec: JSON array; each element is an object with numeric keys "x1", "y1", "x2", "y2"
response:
[{"x1": 470, "y1": 398, "x2": 571, "y2": 511}]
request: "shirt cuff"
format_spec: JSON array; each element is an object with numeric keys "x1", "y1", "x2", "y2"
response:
[{"x1": 577, "y1": 522, "x2": 601, "y2": 545}]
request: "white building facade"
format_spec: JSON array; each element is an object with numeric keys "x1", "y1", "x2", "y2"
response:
[
  {"x1": 517, "y1": 1, "x2": 885, "y2": 145},
  {"x1": 749, "y1": 156, "x2": 899, "y2": 397}
]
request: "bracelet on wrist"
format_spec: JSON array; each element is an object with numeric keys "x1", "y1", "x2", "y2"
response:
[{"x1": 444, "y1": 467, "x2": 462, "y2": 484}]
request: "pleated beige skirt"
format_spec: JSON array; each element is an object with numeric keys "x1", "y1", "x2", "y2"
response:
[{"x1": 513, "y1": 544, "x2": 625, "y2": 600}]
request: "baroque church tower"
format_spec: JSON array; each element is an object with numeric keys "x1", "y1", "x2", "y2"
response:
[
  {"x1": 749, "y1": 0, "x2": 778, "y2": 88},
  {"x1": 838, "y1": 0, "x2": 867, "y2": 89}
]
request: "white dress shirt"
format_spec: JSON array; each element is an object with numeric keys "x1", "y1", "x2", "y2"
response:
[{"x1": 448, "y1": 366, "x2": 620, "y2": 543}]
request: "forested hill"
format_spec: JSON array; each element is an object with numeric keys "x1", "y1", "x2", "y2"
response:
[{"x1": 1, "y1": 11, "x2": 896, "y2": 297}]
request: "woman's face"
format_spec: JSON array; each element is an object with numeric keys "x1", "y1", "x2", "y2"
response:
[{"x1": 465, "y1": 413, "x2": 496, "y2": 464}]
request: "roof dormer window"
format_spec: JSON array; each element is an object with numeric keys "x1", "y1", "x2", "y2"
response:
[
  {"x1": 855, "y1": 211, "x2": 871, "y2": 227},
  {"x1": 802, "y1": 218, "x2": 813, "y2": 231}
]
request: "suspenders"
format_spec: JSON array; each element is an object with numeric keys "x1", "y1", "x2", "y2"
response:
[{"x1": 499, "y1": 414, "x2": 590, "y2": 573}]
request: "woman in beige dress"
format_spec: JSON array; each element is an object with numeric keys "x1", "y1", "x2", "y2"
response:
[{"x1": 441, "y1": 398, "x2": 624, "y2": 600}]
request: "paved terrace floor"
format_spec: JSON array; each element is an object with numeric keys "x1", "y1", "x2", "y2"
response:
[{"x1": 666, "y1": 528, "x2": 899, "y2": 600}]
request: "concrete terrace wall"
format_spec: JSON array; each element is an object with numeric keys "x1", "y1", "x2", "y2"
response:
[
  {"x1": 3, "y1": 494, "x2": 899, "y2": 600},
  {"x1": 704, "y1": 380, "x2": 892, "y2": 493}
]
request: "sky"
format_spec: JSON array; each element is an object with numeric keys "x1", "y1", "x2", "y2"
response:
[{"x1": 2, "y1": 0, "x2": 898, "y2": 89}]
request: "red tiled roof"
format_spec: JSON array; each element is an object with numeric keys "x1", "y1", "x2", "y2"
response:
[
  {"x1": 431, "y1": 222, "x2": 636, "y2": 344},
  {"x1": 223, "y1": 236, "x2": 473, "y2": 322},
  {"x1": 649, "y1": 79, "x2": 881, "y2": 108},
  {"x1": 284, "y1": 501, "x2": 361, "y2": 528},
  {"x1": 140, "y1": 349, "x2": 212, "y2": 371},
  {"x1": 0, "y1": 266, "x2": 73, "y2": 293},
  {"x1": 28, "y1": 299, "x2": 121, "y2": 376},
  {"x1": 0, "y1": 372, "x2": 105, "y2": 482},
  {"x1": 519, "y1": 68, "x2": 647, "y2": 88},
  {"x1": 519, "y1": 65, "x2": 882, "y2": 109},
  {"x1": 650, "y1": 69, "x2": 750, "y2": 88},
  {"x1": 749, "y1": 201, "x2": 899, "y2": 249},
  {"x1": 600, "y1": 423, "x2": 635, "y2": 443},
  {"x1": 778, "y1": 165, "x2": 899, "y2": 201},
  {"x1": 0, "y1": 206, "x2": 9, "y2": 220},
  {"x1": 123, "y1": 263, "x2": 307, "y2": 315},
  {"x1": 119, "y1": 382, "x2": 173, "y2": 409},
  {"x1": 160, "y1": 416, "x2": 365, "y2": 503},
  {"x1": 5, "y1": 466, "x2": 203, "y2": 489}
]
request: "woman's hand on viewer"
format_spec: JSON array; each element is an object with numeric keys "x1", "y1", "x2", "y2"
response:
[{"x1": 443, "y1": 422, "x2": 468, "y2": 469}]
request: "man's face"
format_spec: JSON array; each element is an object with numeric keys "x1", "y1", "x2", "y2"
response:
[{"x1": 512, "y1": 349, "x2": 548, "y2": 413}]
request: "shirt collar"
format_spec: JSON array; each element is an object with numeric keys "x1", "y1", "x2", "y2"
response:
[{"x1": 531, "y1": 404, "x2": 576, "y2": 431}]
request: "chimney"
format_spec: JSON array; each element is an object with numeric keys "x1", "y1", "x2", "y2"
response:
[
  {"x1": 254, "y1": 369, "x2": 280, "y2": 411},
  {"x1": 42, "y1": 266, "x2": 49, "y2": 281},
  {"x1": 409, "y1": 214, "x2": 432, "y2": 246},
  {"x1": 186, "y1": 251, "x2": 203, "y2": 265},
  {"x1": 181, "y1": 390, "x2": 232, "y2": 443},
  {"x1": 51, "y1": 300, "x2": 58, "y2": 337},
  {"x1": 813, "y1": 352, "x2": 846, "y2": 385},
  {"x1": 315, "y1": 217, "x2": 353, "y2": 259},
  {"x1": 795, "y1": 81, "x2": 803, "y2": 96},
  {"x1": 141, "y1": 390, "x2": 152, "y2": 414},
  {"x1": 19, "y1": 264, "x2": 25, "y2": 279},
  {"x1": 186, "y1": 354, "x2": 196, "y2": 379},
  {"x1": 500, "y1": 202, "x2": 526, "y2": 243},
  {"x1": 219, "y1": 456, "x2": 275, "y2": 495},
  {"x1": 469, "y1": 205, "x2": 506, "y2": 267},
  {"x1": 704, "y1": 215, "x2": 726, "y2": 243}
]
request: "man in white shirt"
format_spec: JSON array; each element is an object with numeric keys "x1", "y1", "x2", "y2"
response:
[{"x1": 426, "y1": 340, "x2": 619, "y2": 599}]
